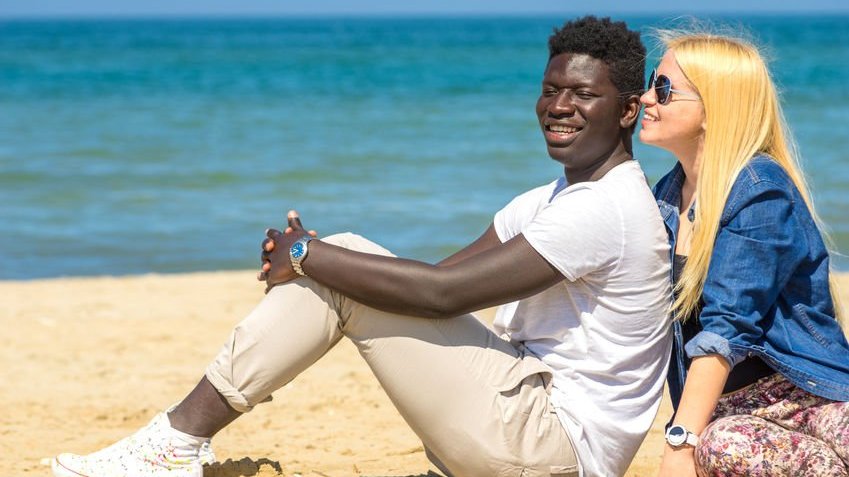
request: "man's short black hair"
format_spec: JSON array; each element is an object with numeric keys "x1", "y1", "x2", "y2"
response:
[{"x1": 548, "y1": 16, "x2": 645, "y2": 98}]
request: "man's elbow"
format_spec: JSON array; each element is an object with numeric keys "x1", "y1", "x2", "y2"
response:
[
  {"x1": 410, "y1": 289, "x2": 470, "y2": 319},
  {"x1": 398, "y1": 269, "x2": 477, "y2": 319}
]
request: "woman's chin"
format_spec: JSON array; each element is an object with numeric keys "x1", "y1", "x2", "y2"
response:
[{"x1": 638, "y1": 130, "x2": 658, "y2": 147}]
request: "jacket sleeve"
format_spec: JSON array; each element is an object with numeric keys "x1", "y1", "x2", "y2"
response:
[{"x1": 685, "y1": 178, "x2": 808, "y2": 366}]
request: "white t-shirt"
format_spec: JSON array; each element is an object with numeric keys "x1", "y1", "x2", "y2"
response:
[{"x1": 493, "y1": 160, "x2": 672, "y2": 477}]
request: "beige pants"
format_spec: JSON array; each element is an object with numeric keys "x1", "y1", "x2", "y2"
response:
[{"x1": 205, "y1": 233, "x2": 579, "y2": 477}]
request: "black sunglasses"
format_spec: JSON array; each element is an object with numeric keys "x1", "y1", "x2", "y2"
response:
[{"x1": 647, "y1": 69, "x2": 700, "y2": 105}]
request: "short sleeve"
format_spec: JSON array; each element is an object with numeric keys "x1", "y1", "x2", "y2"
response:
[
  {"x1": 494, "y1": 181, "x2": 558, "y2": 243},
  {"x1": 522, "y1": 185, "x2": 624, "y2": 281}
]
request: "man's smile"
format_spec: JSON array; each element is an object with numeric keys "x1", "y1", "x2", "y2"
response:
[{"x1": 543, "y1": 120, "x2": 584, "y2": 144}]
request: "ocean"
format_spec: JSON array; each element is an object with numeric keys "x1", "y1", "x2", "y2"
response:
[{"x1": 2, "y1": 15, "x2": 848, "y2": 279}]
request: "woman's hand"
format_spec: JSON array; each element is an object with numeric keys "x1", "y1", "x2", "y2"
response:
[
  {"x1": 658, "y1": 446, "x2": 698, "y2": 477},
  {"x1": 257, "y1": 210, "x2": 317, "y2": 291}
]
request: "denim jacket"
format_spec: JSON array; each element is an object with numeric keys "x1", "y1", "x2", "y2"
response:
[{"x1": 654, "y1": 155, "x2": 849, "y2": 406}]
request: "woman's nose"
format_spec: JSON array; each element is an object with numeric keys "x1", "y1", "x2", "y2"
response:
[{"x1": 640, "y1": 88, "x2": 656, "y2": 106}]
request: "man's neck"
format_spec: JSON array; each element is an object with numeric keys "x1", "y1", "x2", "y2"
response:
[{"x1": 564, "y1": 144, "x2": 633, "y2": 184}]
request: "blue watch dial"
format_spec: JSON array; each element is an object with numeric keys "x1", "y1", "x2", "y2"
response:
[{"x1": 291, "y1": 242, "x2": 305, "y2": 258}]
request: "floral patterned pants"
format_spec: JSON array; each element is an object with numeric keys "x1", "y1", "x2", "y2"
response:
[{"x1": 695, "y1": 373, "x2": 849, "y2": 476}]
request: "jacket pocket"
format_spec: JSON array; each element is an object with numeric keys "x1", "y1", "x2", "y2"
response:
[{"x1": 794, "y1": 303, "x2": 835, "y2": 349}]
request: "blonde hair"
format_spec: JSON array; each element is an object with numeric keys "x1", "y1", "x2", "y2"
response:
[{"x1": 658, "y1": 31, "x2": 845, "y2": 328}]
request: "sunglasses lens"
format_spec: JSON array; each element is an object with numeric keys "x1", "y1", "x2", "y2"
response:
[
  {"x1": 647, "y1": 70, "x2": 656, "y2": 91},
  {"x1": 655, "y1": 75, "x2": 672, "y2": 104}
]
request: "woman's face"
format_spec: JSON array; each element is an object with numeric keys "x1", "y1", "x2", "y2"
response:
[{"x1": 639, "y1": 51, "x2": 705, "y2": 161}]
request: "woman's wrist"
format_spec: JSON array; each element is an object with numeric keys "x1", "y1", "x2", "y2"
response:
[{"x1": 665, "y1": 443, "x2": 696, "y2": 454}]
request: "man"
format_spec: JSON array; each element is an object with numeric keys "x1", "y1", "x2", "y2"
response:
[{"x1": 53, "y1": 16, "x2": 671, "y2": 477}]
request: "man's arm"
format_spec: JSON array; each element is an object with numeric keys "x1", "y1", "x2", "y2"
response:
[
  {"x1": 266, "y1": 212, "x2": 562, "y2": 319},
  {"x1": 436, "y1": 224, "x2": 502, "y2": 267},
  {"x1": 261, "y1": 222, "x2": 501, "y2": 277}
]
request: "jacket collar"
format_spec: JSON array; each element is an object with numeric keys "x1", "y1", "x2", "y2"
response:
[{"x1": 656, "y1": 162, "x2": 686, "y2": 222}]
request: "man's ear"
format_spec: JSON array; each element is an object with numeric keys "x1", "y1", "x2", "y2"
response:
[{"x1": 619, "y1": 95, "x2": 641, "y2": 129}]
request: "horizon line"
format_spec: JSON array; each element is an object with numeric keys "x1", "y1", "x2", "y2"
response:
[{"x1": 3, "y1": 9, "x2": 849, "y2": 20}]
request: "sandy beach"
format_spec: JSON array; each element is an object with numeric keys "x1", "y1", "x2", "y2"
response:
[{"x1": 3, "y1": 271, "x2": 847, "y2": 477}]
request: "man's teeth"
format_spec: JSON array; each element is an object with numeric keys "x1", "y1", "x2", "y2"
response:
[
  {"x1": 644, "y1": 113, "x2": 658, "y2": 121},
  {"x1": 549, "y1": 125, "x2": 579, "y2": 133}
]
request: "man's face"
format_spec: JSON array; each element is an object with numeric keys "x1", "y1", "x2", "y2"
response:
[{"x1": 536, "y1": 53, "x2": 626, "y2": 178}]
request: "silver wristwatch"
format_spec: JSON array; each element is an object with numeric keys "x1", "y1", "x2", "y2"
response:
[
  {"x1": 289, "y1": 235, "x2": 313, "y2": 276},
  {"x1": 665, "y1": 424, "x2": 699, "y2": 448}
]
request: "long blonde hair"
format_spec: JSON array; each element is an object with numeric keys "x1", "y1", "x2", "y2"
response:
[{"x1": 661, "y1": 32, "x2": 844, "y2": 327}]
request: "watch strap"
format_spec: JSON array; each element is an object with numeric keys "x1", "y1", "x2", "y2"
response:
[
  {"x1": 685, "y1": 431, "x2": 699, "y2": 447},
  {"x1": 292, "y1": 258, "x2": 306, "y2": 276}
]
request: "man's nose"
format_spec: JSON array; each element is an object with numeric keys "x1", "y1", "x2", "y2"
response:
[{"x1": 550, "y1": 91, "x2": 576, "y2": 115}]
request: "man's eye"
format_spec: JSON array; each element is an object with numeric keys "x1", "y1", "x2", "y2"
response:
[
  {"x1": 576, "y1": 91, "x2": 595, "y2": 99},
  {"x1": 543, "y1": 88, "x2": 558, "y2": 96}
]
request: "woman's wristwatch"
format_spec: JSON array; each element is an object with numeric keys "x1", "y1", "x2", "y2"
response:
[
  {"x1": 289, "y1": 235, "x2": 313, "y2": 276},
  {"x1": 665, "y1": 424, "x2": 699, "y2": 448}
]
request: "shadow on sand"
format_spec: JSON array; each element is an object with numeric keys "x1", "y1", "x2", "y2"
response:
[
  {"x1": 202, "y1": 457, "x2": 441, "y2": 477},
  {"x1": 203, "y1": 458, "x2": 283, "y2": 477}
]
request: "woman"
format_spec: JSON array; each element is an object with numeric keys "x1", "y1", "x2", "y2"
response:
[{"x1": 641, "y1": 31, "x2": 849, "y2": 476}]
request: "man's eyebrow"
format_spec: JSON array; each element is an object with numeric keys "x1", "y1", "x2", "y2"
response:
[{"x1": 542, "y1": 78, "x2": 597, "y2": 87}]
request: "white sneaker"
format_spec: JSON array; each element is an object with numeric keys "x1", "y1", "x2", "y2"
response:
[
  {"x1": 52, "y1": 413, "x2": 208, "y2": 477},
  {"x1": 198, "y1": 441, "x2": 216, "y2": 465},
  {"x1": 164, "y1": 403, "x2": 216, "y2": 465}
]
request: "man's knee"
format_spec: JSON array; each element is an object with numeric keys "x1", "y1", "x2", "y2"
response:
[{"x1": 321, "y1": 233, "x2": 395, "y2": 257}]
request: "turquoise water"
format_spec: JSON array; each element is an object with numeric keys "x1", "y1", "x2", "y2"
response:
[{"x1": 2, "y1": 16, "x2": 848, "y2": 279}]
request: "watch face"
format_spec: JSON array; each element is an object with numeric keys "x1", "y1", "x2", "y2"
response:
[
  {"x1": 291, "y1": 242, "x2": 305, "y2": 259},
  {"x1": 667, "y1": 426, "x2": 686, "y2": 446}
]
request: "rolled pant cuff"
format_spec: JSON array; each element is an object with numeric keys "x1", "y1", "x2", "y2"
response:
[{"x1": 204, "y1": 363, "x2": 254, "y2": 413}]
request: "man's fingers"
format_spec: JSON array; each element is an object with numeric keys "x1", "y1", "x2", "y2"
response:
[
  {"x1": 287, "y1": 210, "x2": 304, "y2": 231},
  {"x1": 262, "y1": 262, "x2": 271, "y2": 272},
  {"x1": 262, "y1": 238, "x2": 275, "y2": 252},
  {"x1": 266, "y1": 228, "x2": 284, "y2": 240},
  {"x1": 308, "y1": 229, "x2": 318, "y2": 237}
]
